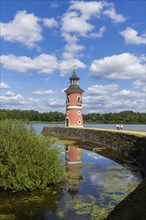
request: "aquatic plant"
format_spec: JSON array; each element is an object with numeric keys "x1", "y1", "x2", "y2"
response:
[{"x1": 0, "y1": 120, "x2": 65, "y2": 192}]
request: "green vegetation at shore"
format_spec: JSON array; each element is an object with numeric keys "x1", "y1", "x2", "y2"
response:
[
  {"x1": 0, "y1": 109, "x2": 146, "y2": 124},
  {"x1": 0, "y1": 120, "x2": 65, "y2": 192}
]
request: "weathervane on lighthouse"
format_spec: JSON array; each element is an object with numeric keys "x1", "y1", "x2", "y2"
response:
[{"x1": 64, "y1": 66, "x2": 84, "y2": 127}]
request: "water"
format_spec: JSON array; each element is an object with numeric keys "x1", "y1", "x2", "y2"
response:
[
  {"x1": 0, "y1": 124, "x2": 143, "y2": 220},
  {"x1": 0, "y1": 141, "x2": 142, "y2": 220}
]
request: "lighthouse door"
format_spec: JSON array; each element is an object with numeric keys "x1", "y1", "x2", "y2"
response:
[{"x1": 66, "y1": 118, "x2": 69, "y2": 127}]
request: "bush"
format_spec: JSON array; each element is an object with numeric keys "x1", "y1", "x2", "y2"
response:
[{"x1": 0, "y1": 120, "x2": 65, "y2": 192}]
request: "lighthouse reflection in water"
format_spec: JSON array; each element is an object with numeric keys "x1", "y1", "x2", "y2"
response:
[{"x1": 65, "y1": 145, "x2": 83, "y2": 197}]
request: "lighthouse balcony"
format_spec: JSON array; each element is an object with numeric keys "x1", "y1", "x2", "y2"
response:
[{"x1": 77, "y1": 100, "x2": 82, "y2": 106}]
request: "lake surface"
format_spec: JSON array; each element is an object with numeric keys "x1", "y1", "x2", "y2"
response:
[{"x1": 0, "y1": 124, "x2": 143, "y2": 220}]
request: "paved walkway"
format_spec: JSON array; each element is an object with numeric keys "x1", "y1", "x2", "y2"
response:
[{"x1": 84, "y1": 127, "x2": 146, "y2": 136}]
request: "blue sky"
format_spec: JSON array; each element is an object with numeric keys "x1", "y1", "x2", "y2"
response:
[{"x1": 0, "y1": 0, "x2": 145, "y2": 113}]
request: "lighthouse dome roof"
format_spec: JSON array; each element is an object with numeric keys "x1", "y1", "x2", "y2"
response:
[
  {"x1": 69, "y1": 71, "x2": 80, "y2": 80},
  {"x1": 65, "y1": 85, "x2": 84, "y2": 94}
]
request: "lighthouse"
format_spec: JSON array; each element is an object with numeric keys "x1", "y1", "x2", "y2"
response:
[{"x1": 65, "y1": 70, "x2": 84, "y2": 127}]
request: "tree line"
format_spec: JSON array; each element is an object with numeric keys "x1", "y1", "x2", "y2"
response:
[{"x1": 0, "y1": 109, "x2": 146, "y2": 124}]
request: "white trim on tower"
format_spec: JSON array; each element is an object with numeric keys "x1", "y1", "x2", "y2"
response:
[{"x1": 67, "y1": 106, "x2": 82, "y2": 109}]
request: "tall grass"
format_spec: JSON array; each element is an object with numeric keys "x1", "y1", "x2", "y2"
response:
[{"x1": 0, "y1": 120, "x2": 65, "y2": 192}]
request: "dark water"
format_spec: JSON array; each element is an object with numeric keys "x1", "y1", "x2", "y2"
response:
[{"x1": 0, "y1": 139, "x2": 142, "y2": 220}]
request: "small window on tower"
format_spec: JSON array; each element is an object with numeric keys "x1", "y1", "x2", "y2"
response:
[
  {"x1": 68, "y1": 96, "x2": 70, "y2": 102},
  {"x1": 78, "y1": 111, "x2": 81, "y2": 115},
  {"x1": 67, "y1": 111, "x2": 69, "y2": 115},
  {"x1": 77, "y1": 96, "x2": 81, "y2": 101},
  {"x1": 78, "y1": 120, "x2": 81, "y2": 125},
  {"x1": 67, "y1": 96, "x2": 70, "y2": 104}
]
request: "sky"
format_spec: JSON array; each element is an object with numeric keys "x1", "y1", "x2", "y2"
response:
[{"x1": 0, "y1": 0, "x2": 146, "y2": 114}]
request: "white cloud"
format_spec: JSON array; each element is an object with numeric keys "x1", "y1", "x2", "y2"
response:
[
  {"x1": 103, "y1": 7, "x2": 126, "y2": 23},
  {"x1": 0, "y1": 10, "x2": 42, "y2": 48},
  {"x1": 0, "y1": 53, "x2": 86, "y2": 76},
  {"x1": 69, "y1": 1, "x2": 104, "y2": 20},
  {"x1": 61, "y1": 11, "x2": 94, "y2": 36},
  {"x1": 0, "y1": 91, "x2": 65, "y2": 112},
  {"x1": 83, "y1": 86, "x2": 145, "y2": 113},
  {"x1": 5, "y1": 91, "x2": 15, "y2": 96},
  {"x1": 59, "y1": 59, "x2": 86, "y2": 76},
  {"x1": 90, "y1": 53, "x2": 145, "y2": 80},
  {"x1": 0, "y1": 82, "x2": 10, "y2": 89},
  {"x1": 133, "y1": 79, "x2": 145, "y2": 90},
  {"x1": 47, "y1": 98, "x2": 65, "y2": 107},
  {"x1": 63, "y1": 42, "x2": 85, "y2": 59},
  {"x1": 61, "y1": 1, "x2": 125, "y2": 61},
  {"x1": 42, "y1": 18, "x2": 58, "y2": 28},
  {"x1": 90, "y1": 26, "x2": 106, "y2": 38},
  {"x1": 61, "y1": 1, "x2": 126, "y2": 37},
  {"x1": 0, "y1": 94, "x2": 25, "y2": 107},
  {"x1": 87, "y1": 84, "x2": 118, "y2": 95},
  {"x1": 60, "y1": 88, "x2": 67, "y2": 93},
  {"x1": 33, "y1": 89, "x2": 56, "y2": 95},
  {"x1": 113, "y1": 89, "x2": 145, "y2": 99},
  {"x1": 62, "y1": 33, "x2": 85, "y2": 59},
  {"x1": 120, "y1": 27, "x2": 146, "y2": 45},
  {"x1": 0, "y1": 53, "x2": 58, "y2": 74}
]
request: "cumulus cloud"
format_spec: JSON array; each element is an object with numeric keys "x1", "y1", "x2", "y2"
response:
[
  {"x1": 42, "y1": 18, "x2": 58, "y2": 28},
  {"x1": 90, "y1": 53, "x2": 145, "y2": 80},
  {"x1": 0, "y1": 82, "x2": 10, "y2": 89},
  {"x1": 1, "y1": 94, "x2": 25, "y2": 107},
  {"x1": 120, "y1": 27, "x2": 146, "y2": 45},
  {"x1": 62, "y1": 33, "x2": 84, "y2": 59},
  {"x1": 59, "y1": 58, "x2": 86, "y2": 76},
  {"x1": 0, "y1": 53, "x2": 86, "y2": 76},
  {"x1": 5, "y1": 91, "x2": 15, "y2": 96},
  {"x1": 69, "y1": 1, "x2": 104, "y2": 20},
  {"x1": 103, "y1": 7, "x2": 126, "y2": 23},
  {"x1": 61, "y1": 1, "x2": 126, "y2": 36},
  {"x1": 0, "y1": 53, "x2": 58, "y2": 74},
  {"x1": 61, "y1": 11, "x2": 94, "y2": 36},
  {"x1": 83, "y1": 86, "x2": 145, "y2": 113},
  {"x1": 113, "y1": 89, "x2": 145, "y2": 99},
  {"x1": 0, "y1": 10, "x2": 42, "y2": 48},
  {"x1": 0, "y1": 91, "x2": 65, "y2": 112},
  {"x1": 133, "y1": 79, "x2": 145, "y2": 90},
  {"x1": 87, "y1": 84, "x2": 118, "y2": 95},
  {"x1": 33, "y1": 89, "x2": 56, "y2": 95},
  {"x1": 90, "y1": 26, "x2": 106, "y2": 38},
  {"x1": 61, "y1": 1, "x2": 126, "y2": 61}
]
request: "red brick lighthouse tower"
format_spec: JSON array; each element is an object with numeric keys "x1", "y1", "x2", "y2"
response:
[{"x1": 65, "y1": 70, "x2": 84, "y2": 127}]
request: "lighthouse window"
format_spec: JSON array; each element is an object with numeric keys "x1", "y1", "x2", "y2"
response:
[
  {"x1": 77, "y1": 155, "x2": 80, "y2": 159},
  {"x1": 66, "y1": 96, "x2": 70, "y2": 104},
  {"x1": 78, "y1": 111, "x2": 81, "y2": 115},
  {"x1": 77, "y1": 96, "x2": 81, "y2": 101},
  {"x1": 78, "y1": 120, "x2": 81, "y2": 125},
  {"x1": 67, "y1": 111, "x2": 69, "y2": 115}
]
